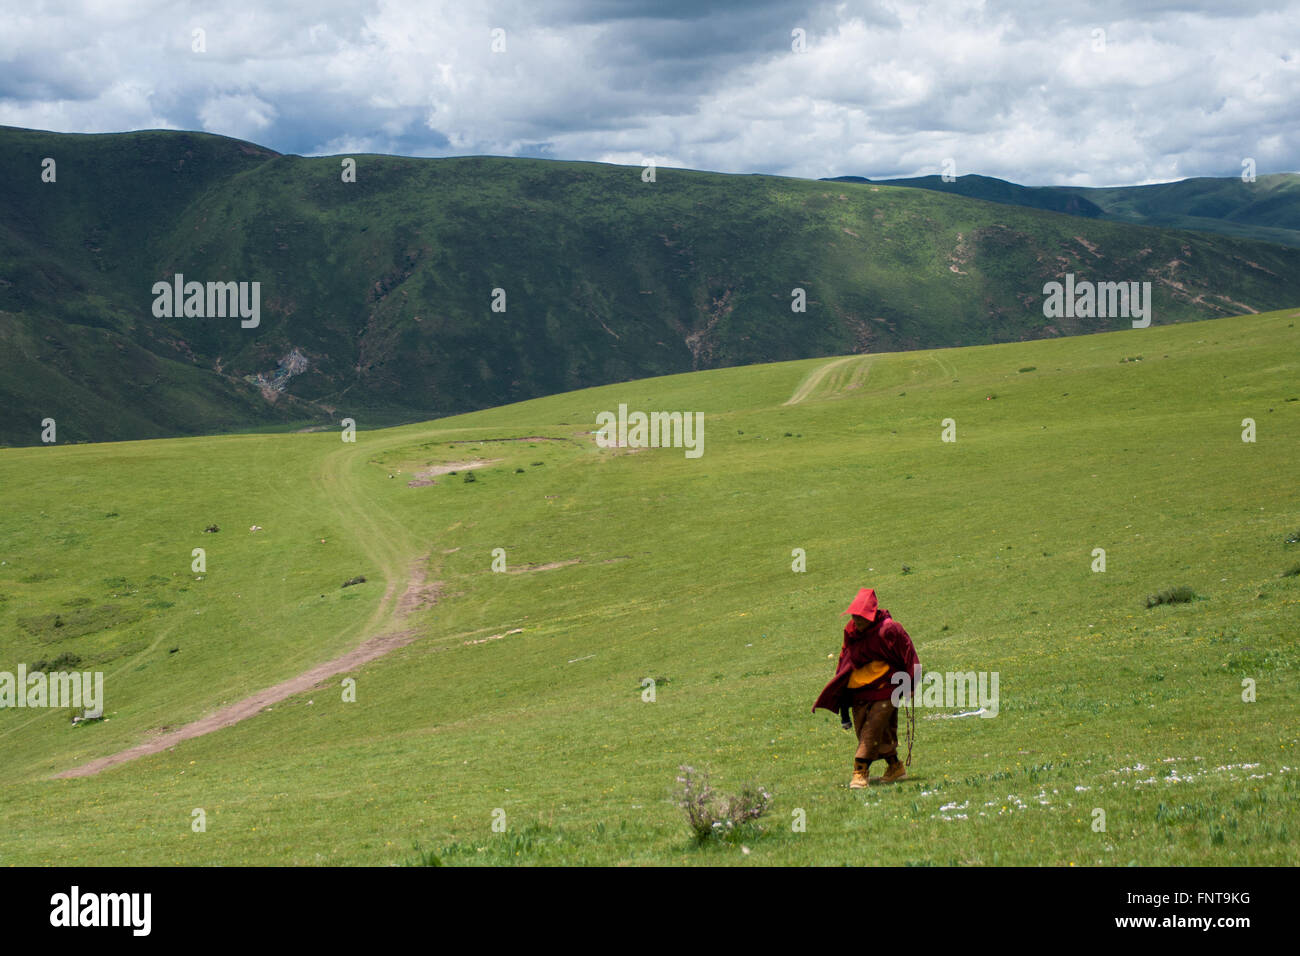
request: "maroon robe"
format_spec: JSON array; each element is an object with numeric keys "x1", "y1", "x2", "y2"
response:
[{"x1": 812, "y1": 609, "x2": 921, "y2": 714}]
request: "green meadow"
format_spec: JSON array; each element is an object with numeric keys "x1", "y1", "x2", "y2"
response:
[{"x1": 1, "y1": 309, "x2": 1297, "y2": 865}]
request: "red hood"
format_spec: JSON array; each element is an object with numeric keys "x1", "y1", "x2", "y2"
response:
[{"x1": 812, "y1": 608, "x2": 920, "y2": 714}]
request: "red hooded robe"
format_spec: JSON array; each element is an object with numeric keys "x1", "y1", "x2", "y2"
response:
[{"x1": 812, "y1": 607, "x2": 921, "y2": 714}]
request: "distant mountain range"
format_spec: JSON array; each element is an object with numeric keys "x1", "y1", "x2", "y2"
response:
[
  {"x1": 822, "y1": 172, "x2": 1300, "y2": 247},
  {"x1": 3, "y1": 125, "x2": 1300, "y2": 446}
]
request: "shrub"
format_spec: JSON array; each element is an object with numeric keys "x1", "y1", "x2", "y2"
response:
[
  {"x1": 1018, "y1": 366, "x2": 1036, "y2": 373},
  {"x1": 1281, "y1": 563, "x2": 1300, "y2": 578},
  {"x1": 464, "y1": 471, "x2": 477, "y2": 483},
  {"x1": 342, "y1": 576, "x2": 366, "y2": 588},
  {"x1": 1145, "y1": 586, "x2": 1196, "y2": 608},
  {"x1": 30, "y1": 652, "x2": 83, "y2": 671},
  {"x1": 674, "y1": 765, "x2": 772, "y2": 844}
]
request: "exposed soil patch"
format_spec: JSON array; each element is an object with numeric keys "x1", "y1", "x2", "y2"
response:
[
  {"x1": 504, "y1": 558, "x2": 580, "y2": 574},
  {"x1": 407, "y1": 459, "x2": 501, "y2": 486},
  {"x1": 447, "y1": 437, "x2": 567, "y2": 444},
  {"x1": 398, "y1": 555, "x2": 442, "y2": 616}
]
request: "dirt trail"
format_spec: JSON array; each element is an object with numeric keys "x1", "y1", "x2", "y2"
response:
[
  {"x1": 54, "y1": 628, "x2": 420, "y2": 779},
  {"x1": 54, "y1": 435, "x2": 439, "y2": 780},
  {"x1": 784, "y1": 355, "x2": 870, "y2": 405}
]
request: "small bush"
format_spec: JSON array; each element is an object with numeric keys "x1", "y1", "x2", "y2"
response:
[
  {"x1": 30, "y1": 652, "x2": 83, "y2": 671},
  {"x1": 342, "y1": 575, "x2": 366, "y2": 588},
  {"x1": 674, "y1": 765, "x2": 772, "y2": 844},
  {"x1": 1018, "y1": 366, "x2": 1036, "y2": 373},
  {"x1": 1285, "y1": 530, "x2": 1300, "y2": 545},
  {"x1": 1146, "y1": 586, "x2": 1196, "y2": 608},
  {"x1": 464, "y1": 471, "x2": 477, "y2": 483},
  {"x1": 515, "y1": 468, "x2": 524, "y2": 473},
  {"x1": 1281, "y1": 563, "x2": 1300, "y2": 578}
]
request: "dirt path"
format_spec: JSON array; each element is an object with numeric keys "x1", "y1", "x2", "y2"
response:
[
  {"x1": 54, "y1": 628, "x2": 420, "y2": 779},
  {"x1": 784, "y1": 355, "x2": 869, "y2": 405},
  {"x1": 53, "y1": 433, "x2": 438, "y2": 780}
]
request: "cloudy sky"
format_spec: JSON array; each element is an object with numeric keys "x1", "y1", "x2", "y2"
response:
[{"x1": 2, "y1": 0, "x2": 1297, "y2": 186}]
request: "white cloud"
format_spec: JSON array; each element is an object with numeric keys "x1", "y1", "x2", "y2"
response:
[
  {"x1": 197, "y1": 93, "x2": 278, "y2": 141},
  {"x1": 0, "y1": 0, "x2": 1296, "y2": 184}
]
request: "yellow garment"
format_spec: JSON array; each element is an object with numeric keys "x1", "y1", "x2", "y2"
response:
[{"x1": 847, "y1": 660, "x2": 889, "y2": 688}]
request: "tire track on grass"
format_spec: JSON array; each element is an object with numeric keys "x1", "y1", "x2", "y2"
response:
[{"x1": 784, "y1": 355, "x2": 872, "y2": 405}]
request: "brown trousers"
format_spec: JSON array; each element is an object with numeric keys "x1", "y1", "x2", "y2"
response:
[{"x1": 851, "y1": 697, "x2": 898, "y2": 763}]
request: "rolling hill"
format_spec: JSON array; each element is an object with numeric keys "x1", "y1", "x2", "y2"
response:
[
  {"x1": 5, "y1": 125, "x2": 1300, "y2": 447},
  {"x1": 1, "y1": 308, "x2": 1296, "y2": 865},
  {"x1": 825, "y1": 172, "x2": 1300, "y2": 248}
]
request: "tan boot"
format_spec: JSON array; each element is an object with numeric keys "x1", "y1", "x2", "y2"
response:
[
  {"x1": 878, "y1": 761, "x2": 908, "y2": 784},
  {"x1": 850, "y1": 761, "x2": 870, "y2": 789}
]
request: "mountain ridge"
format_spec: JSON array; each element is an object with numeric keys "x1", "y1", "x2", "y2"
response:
[
  {"x1": 3, "y1": 125, "x2": 1300, "y2": 447},
  {"x1": 822, "y1": 171, "x2": 1300, "y2": 247}
]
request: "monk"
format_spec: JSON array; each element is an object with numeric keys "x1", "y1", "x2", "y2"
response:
[{"x1": 812, "y1": 588, "x2": 920, "y2": 789}]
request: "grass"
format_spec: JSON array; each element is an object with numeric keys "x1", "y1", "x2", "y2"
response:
[
  {"x1": 852, "y1": 171, "x2": 1300, "y2": 248},
  {"x1": 5, "y1": 127, "x2": 1300, "y2": 447},
  {"x1": 0, "y1": 309, "x2": 1297, "y2": 865}
]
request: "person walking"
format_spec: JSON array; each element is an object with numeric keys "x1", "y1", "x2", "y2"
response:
[{"x1": 812, "y1": 588, "x2": 920, "y2": 789}]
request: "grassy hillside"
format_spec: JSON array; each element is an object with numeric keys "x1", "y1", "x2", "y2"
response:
[
  {"x1": 827, "y1": 173, "x2": 1108, "y2": 219},
  {"x1": 6, "y1": 126, "x2": 1300, "y2": 448},
  {"x1": 1081, "y1": 174, "x2": 1300, "y2": 247},
  {"x1": 831, "y1": 172, "x2": 1300, "y2": 248},
  {"x1": 1, "y1": 309, "x2": 1296, "y2": 865}
]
